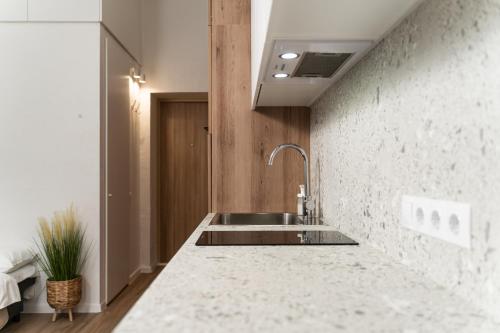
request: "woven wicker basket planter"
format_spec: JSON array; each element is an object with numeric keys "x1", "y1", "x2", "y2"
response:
[{"x1": 46, "y1": 276, "x2": 82, "y2": 322}]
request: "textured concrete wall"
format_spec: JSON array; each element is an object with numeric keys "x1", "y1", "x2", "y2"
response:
[{"x1": 311, "y1": 0, "x2": 500, "y2": 317}]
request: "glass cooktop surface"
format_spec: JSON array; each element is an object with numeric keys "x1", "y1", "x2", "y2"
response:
[{"x1": 195, "y1": 230, "x2": 358, "y2": 246}]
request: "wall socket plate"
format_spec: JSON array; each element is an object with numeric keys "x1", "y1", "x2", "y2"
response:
[{"x1": 401, "y1": 195, "x2": 471, "y2": 248}]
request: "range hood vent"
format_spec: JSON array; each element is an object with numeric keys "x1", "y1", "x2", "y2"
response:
[
  {"x1": 293, "y1": 52, "x2": 353, "y2": 78},
  {"x1": 256, "y1": 40, "x2": 373, "y2": 107}
]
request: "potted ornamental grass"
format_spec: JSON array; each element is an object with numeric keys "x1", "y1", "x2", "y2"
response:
[{"x1": 34, "y1": 205, "x2": 90, "y2": 322}]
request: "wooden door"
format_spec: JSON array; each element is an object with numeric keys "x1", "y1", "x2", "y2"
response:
[
  {"x1": 159, "y1": 102, "x2": 208, "y2": 263},
  {"x1": 105, "y1": 36, "x2": 132, "y2": 303}
]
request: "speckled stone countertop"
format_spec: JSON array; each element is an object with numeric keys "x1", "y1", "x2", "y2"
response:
[{"x1": 115, "y1": 214, "x2": 500, "y2": 333}]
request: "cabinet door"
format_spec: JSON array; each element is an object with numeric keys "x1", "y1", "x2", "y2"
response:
[
  {"x1": 28, "y1": 0, "x2": 100, "y2": 21},
  {"x1": 0, "y1": 0, "x2": 27, "y2": 21},
  {"x1": 105, "y1": 35, "x2": 132, "y2": 303}
]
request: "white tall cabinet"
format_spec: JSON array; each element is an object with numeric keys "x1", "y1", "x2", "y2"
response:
[
  {"x1": 28, "y1": 0, "x2": 100, "y2": 21},
  {"x1": 0, "y1": 0, "x2": 100, "y2": 22},
  {"x1": 0, "y1": 0, "x2": 141, "y2": 312},
  {"x1": 102, "y1": 30, "x2": 138, "y2": 303}
]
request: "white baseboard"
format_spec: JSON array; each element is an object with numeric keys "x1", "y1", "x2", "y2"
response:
[
  {"x1": 128, "y1": 265, "x2": 154, "y2": 284},
  {"x1": 99, "y1": 301, "x2": 107, "y2": 312},
  {"x1": 141, "y1": 265, "x2": 153, "y2": 273},
  {"x1": 23, "y1": 303, "x2": 52, "y2": 313},
  {"x1": 76, "y1": 302, "x2": 103, "y2": 313},
  {"x1": 128, "y1": 267, "x2": 142, "y2": 284},
  {"x1": 24, "y1": 302, "x2": 102, "y2": 314}
]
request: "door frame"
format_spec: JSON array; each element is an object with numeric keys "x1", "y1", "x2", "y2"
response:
[{"x1": 150, "y1": 92, "x2": 210, "y2": 266}]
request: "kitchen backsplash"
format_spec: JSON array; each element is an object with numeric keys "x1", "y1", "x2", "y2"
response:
[{"x1": 311, "y1": 0, "x2": 500, "y2": 318}]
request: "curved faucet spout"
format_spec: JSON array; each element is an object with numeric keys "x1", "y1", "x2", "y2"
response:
[{"x1": 267, "y1": 143, "x2": 310, "y2": 199}]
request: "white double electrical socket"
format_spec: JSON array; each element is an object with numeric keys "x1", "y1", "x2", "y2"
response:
[{"x1": 401, "y1": 195, "x2": 471, "y2": 248}]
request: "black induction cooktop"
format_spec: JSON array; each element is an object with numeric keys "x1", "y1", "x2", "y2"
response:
[{"x1": 195, "y1": 230, "x2": 358, "y2": 246}]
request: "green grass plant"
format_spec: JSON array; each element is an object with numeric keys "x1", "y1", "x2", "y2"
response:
[{"x1": 34, "y1": 205, "x2": 90, "y2": 281}]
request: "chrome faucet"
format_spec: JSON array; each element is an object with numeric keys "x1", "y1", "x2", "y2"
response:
[{"x1": 268, "y1": 144, "x2": 315, "y2": 218}]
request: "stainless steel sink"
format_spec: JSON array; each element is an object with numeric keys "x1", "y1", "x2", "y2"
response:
[{"x1": 209, "y1": 213, "x2": 322, "y2": 226}]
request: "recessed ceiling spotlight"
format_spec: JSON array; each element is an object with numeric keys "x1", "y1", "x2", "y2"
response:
[
  {"x1": 273, "y1": 73, "x2": 289, "y2": 78},
  {"x1": 279, "y1": 52, "x2": 299, "y2": 60}
]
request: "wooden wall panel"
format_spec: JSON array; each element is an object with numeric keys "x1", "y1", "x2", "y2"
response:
[
  {"x1": 251, "y1": 107, "x2": 310, "y2": 212},
  {"x1": 211, "y1": 0, "x2": 250, "y2": 25},
  {"x1": 211, "y1": 23, "x2": 252, "y2": 212},
  {"x1": 210, "y1": 0, "x2": 310, "y2": 213}
]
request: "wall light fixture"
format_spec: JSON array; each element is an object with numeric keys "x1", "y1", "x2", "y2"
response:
[{"x1": 130, "y1": 67, "x2": 146, "y2": 84}]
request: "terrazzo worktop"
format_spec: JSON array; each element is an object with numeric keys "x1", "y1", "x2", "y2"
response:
[{"x1": 116, "y1": 214, "x2": 499, "y2": 332}]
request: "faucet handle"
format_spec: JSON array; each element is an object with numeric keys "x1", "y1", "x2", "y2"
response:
[
  {"x1": 298, "y1": 184, "x2": 306, "y2": 197},
  {"x1": 305, "y1": 197, "x2": 315, "y2": 211}
]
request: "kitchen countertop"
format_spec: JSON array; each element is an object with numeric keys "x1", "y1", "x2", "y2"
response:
[{"x1": 116, "y1": 213, "x2": 500, "y2": 332}]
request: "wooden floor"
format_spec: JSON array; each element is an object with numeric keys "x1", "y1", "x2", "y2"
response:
[{"x1": 3, "y1": 267, "x2": 163, "y2": 333}]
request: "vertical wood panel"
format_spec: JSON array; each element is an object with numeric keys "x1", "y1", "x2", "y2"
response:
[
  {"x1": 211, "y1": 23, "x2": 252, "y2": 212},
  {"x1": 210, "y1": 0, "x2": 311, "y2": 213},
  {"x1": 211, "y1": 0, "x2": 250, "y2": 25},
  {"x1": 208, "y1": 1, "x2": 213, "y2": 212}
]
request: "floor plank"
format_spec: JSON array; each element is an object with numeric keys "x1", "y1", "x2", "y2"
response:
[{"x1": 3, "y1": 267, "x2": 163, "y2": 333}]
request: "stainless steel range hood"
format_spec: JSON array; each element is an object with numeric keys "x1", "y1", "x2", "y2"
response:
[
  {"x1": 251, "y1": 0, "x2": 425, "y2": 108},
  {"x1": 255, "y1": 39, "x2": 372, "y2": 107}
]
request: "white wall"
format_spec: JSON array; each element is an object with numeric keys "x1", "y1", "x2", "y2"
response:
[
  {"x1": 0, "y1": 22, "x2": 102, "y2": 312},
  {"x1": 102, "y1": 0, "x2": 142, "y2": 62},
  {"x1": 138, "y1": 0, "x2": 208, "y2": 267},
  {"x1": 141, "y1": 0, "x2": 208, "y2": 92}
]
